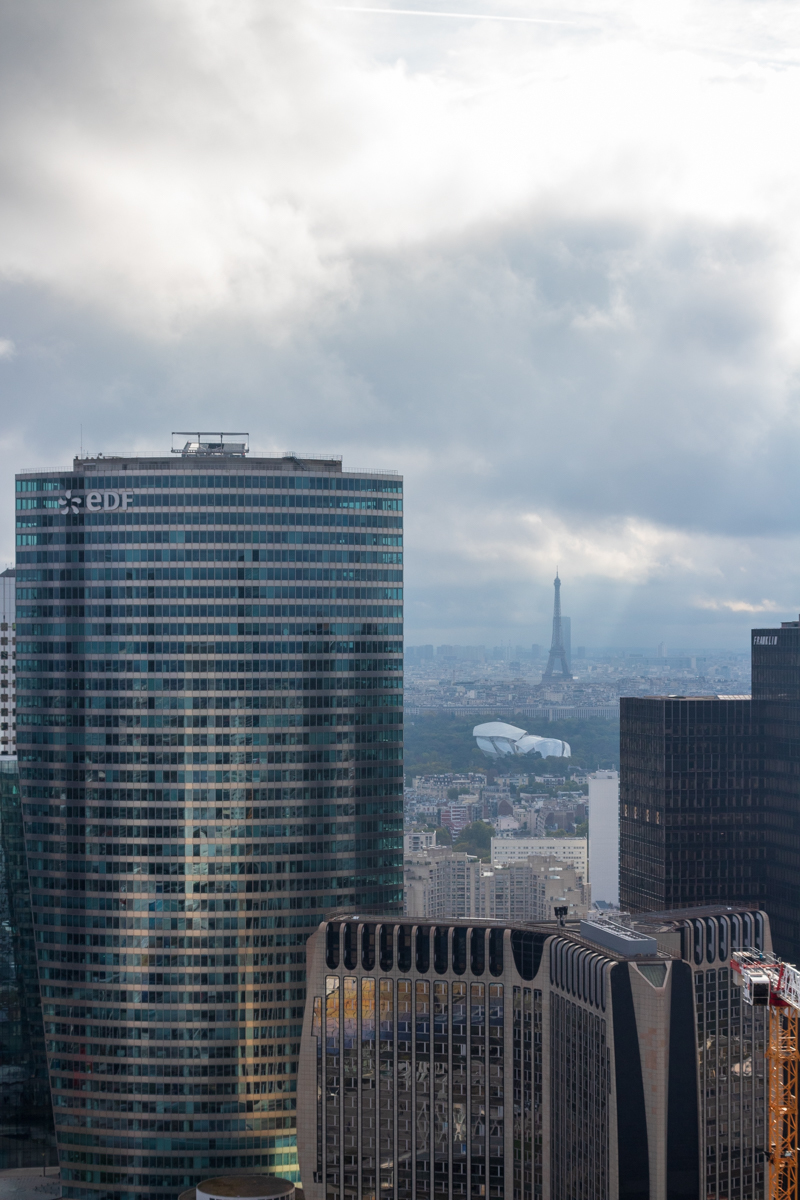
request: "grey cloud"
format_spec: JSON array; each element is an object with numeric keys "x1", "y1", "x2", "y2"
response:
[{"x1": 0, "y1": 0, "x2": 798, "y2": 647}]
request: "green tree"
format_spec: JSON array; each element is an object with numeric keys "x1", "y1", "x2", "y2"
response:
[
  {"x1": 404, "y1": 712, "x2": 619, "y2": 777},
  {"x1": 452, "y1": 821, "x2": 494, "y2": 861}
]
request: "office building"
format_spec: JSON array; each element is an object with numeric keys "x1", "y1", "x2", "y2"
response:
[
  {"x1": 752, "y1": 619, "x2": 800, "y2": 960},
  {"x1": 299, "y1": 906, "x2": 769, "y2": 1200},
  {"x1": 14, "y1": 438, "x2": 404, "y2": 1200},
  {"x1": 619, "y1": 696, "x2": 757, "y2": 916},
  {"x1": 0, "y1": 567, "x2": 16, "y2": 756},
  {"x1": 490, "y1": 836, "x2": 587, "y2": 878},
  {"x1": 587, "y1": 770, "x2": 619, "y2": 907},
  {"x1": 0, "y1": 758, "x2": 55, "y2": 1161}
]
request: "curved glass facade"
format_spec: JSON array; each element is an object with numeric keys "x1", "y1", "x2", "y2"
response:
[{"x1": 14, "y1": 451, "x2": 404, "y2": 1200}]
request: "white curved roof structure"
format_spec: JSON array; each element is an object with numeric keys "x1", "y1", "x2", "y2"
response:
[{"x1": 473, "y1": 720, "x2": 571, "y2": 759}]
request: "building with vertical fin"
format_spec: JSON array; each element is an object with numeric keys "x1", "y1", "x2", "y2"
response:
[
  {"x1": 298, "y1": 907, "x2": 769, "y2": 1200},
  {"x1": 14, "y1": 437, "x2": 404, "y2": 1200}
]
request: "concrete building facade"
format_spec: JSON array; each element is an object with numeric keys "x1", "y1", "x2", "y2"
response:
[
  {"x1": 404, "y1": 854, "x2": 590, "y2": 924},
  {"x1": 299, "y1": 907, "x2": 770, "y2": 1200},
  {"x1": 588, "y1": 770, "x2": 619, "y2": 907},
  {"x1": 490, "y1": 837, "x2": 587, "y2": 878}
]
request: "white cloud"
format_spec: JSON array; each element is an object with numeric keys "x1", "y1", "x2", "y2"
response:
[
  {"x1": 694, "y1": 598, "x2": 783, "y2": 613},
  {"x1": 1, "y1": 0, "x2": 800, "y2": 644},
  {"x1": 0, "y1": 338, "x2": 14, "y2": 359}
]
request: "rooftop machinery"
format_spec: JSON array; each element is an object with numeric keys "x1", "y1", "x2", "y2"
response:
[{"x1": 732, "y1": 949, "x2": 800, "y2": 1200}]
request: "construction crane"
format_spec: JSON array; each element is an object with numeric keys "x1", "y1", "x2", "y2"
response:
[{"x1": 732, "y1": 949, "x2": 800, "y2": 1200}]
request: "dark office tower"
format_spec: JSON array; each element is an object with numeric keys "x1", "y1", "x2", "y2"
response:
[
  {"x1": 14, "y1": 436, "x2": 404, "y2": 1200},
  {"x1": 751, "y1": 619, "x2": 800, "y2": 961},
  {"x1": 619, "y1": 695, "x2": 757, "y2": 914},
  {"x1": 0, "y1": 760, "x2": 55, "y2": 1153}
]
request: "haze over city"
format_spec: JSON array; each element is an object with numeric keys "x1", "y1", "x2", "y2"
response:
[{"x1": 2, "y1": 0, "x2": 800, "y2": 648}]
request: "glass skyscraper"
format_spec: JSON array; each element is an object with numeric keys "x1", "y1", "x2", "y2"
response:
[{"x1": 14, "y1": 438, "x2": 404, "y2": 1200}]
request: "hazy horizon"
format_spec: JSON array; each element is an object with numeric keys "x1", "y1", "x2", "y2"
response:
[{"x1": 3, "y1": 0, "x2": 800, "y2": 647}]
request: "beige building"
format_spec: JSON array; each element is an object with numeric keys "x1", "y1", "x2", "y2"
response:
[
  {"x1": 405, "y1": 849, "x2": 590, "y2": 923},
  {"x1": 475, "y1": 855, "x2": 590, "y2": 923},
  {"x1": 491, "y1": 834, "x2": 587, "y2": 877}
]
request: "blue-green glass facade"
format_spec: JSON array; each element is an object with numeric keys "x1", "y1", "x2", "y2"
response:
[{"x1": 14, "y1": 450, "x2": 404, "y2": 1200}]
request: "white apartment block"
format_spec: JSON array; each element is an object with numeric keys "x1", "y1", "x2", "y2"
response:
[
  {"x1": 491, "y1": 835, "x2": 588, "y2": 878},
  {"x1": 588, "y1": 770, "x2": 620, "y2": 905},
  {"x1": 0, "y1": 569, "x2": 15, "y2": 757},
  {"x1": 404, "y1": 830, "x2": 438, "y2": 854}
]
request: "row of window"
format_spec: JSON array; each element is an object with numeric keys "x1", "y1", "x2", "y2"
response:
[{"x1": 18, "y1": 473, "x2": 401, "y2": 492}]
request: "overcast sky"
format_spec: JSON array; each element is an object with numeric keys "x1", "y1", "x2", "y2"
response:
[{"x1": 2, "y1": 0, "x2": 800, "y2": 650}]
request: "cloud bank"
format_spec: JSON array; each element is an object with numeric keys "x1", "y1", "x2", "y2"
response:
[{"x1": 1, "y1": 0, "x2": 799, "y2": 646}]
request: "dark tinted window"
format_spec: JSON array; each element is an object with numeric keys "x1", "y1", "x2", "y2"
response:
[
  {"x1": 489, "y1": 928, "x2": 504, "y2": 976},
  {"x1": 416, "y1": 926, "x2": 431, "y2": 973},
  {"x1": 692, "y1": 920, "x2": 703, "y2": 965},
  {"x1": 379, "y1": 924, "x2": 394, "y2": 971},
  {"x1": 434, "y1": 927, "x2": 449, "y2": 974},
  {"x1": 452, "y1": 927, "x2": 467, "y2": 975},
  {"x1": 718, "y1": 917, "x2": 729, "y2": 964},
  {"x1": 362, "y1": 923, "x2": 375, "y2": 971},
  {"x1": 398, "y1": 925, "x2": 412, "y2": 972},
  {"x1": 705, "y1": 919, "x2": 716, "y2": 964},
  {"x1": 511, "y1": 930, "x2": 546, "y2": 981},
  {"x1": 471, "y1": 928, "x2": 485, "y2": 976},
  {"x1": 343, "y1": 922, "x2": 357, "y2": 970},
  {"x1": 326, "y1": 923, "x2": 340, "y2": 969}
]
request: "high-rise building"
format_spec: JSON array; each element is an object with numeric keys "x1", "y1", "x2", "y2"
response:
[
  {"x1": 587, "y1": 770, "x2": 619, "y2": 907},
  {"x1": 299, "y1": 907, "x2": 770, "y2": 1200},
  {"x1": 0, "y1": 759, "x2": 55, "y2": 1153},
  {"x1": 0, "y1": 567, "x2": 17, "y2": 756},
  {"x1": 619, "y1": 696, "x2": 757, "y2": 916},
  {"x1": 14, "y1": 438, "x2": 404, "y2": 1200},
  {"x1": 752, "y1": 619, "x2": 800, "y2": 960}
]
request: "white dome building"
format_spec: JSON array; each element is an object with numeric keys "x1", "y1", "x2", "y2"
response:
[{"x1": 473, "y1": 720, "x2": 571, "y2": 759}]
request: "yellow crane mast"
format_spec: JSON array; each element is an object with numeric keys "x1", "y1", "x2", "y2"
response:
[{"x1": 732, "y1": 950, "x2": 799, "y2": 1200}]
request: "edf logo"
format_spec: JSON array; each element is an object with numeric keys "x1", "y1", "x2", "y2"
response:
[{"x1": 59, "y1": 490, "x2": 134, "y2": 514}]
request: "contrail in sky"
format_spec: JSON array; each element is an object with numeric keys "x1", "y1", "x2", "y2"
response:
[{"x1": 334, "y1": 7, "x2": 589, "y2": 25}]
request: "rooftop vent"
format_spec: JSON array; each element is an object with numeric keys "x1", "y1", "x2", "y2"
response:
[
  {"x1": 580, "y1": 917, "x2": 658, "y2": 956},
  {"x1": 172, "y1": 432, "x2": 249, "y2": 457}
]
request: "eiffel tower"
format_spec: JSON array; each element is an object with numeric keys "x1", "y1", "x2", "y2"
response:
[{"x1": 542, "y1": 569, "x2": 572, "y2": 680}]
